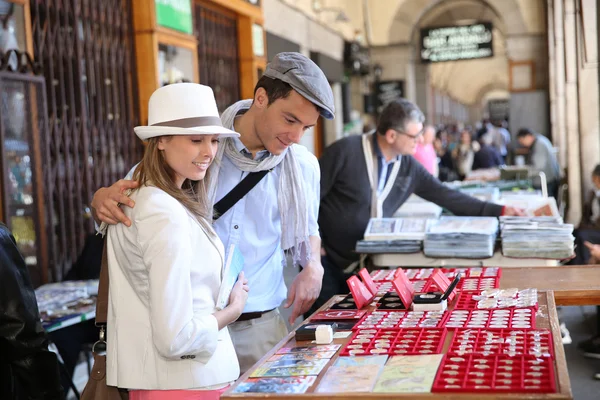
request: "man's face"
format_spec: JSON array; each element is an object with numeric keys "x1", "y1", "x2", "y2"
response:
[
  {"x1": 592, "y1": 175, "x2": 600, "y2": 190},
  {"x1": 518, "y1": 135, "x2": 534, "y2": 148},
  {"x1": 387, "y1": 121, "x2": 424, "y2": 156},
  {"x1": 252, "y1": 89, "x2": 320, "y2": 155}
]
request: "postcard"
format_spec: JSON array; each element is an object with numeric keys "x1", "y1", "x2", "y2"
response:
[
  {"x1": 232, "y1": 376, "x2": 317, "y2": 394},
  {"x1": 276, "y1": 344, "x2": 341, "y2": 354},
  {"x1": 334, "y1": 355, "x2": 388, "y2": 367},
  {"x1": 316, "y1": 365, "x2": 384, "y2": 393},
  {"x1": 250, "y1": 363, "x2": 327, "y2": 377},
  {"x1": 373, "y1": 355, "x2": 443, "y2": 393},
  {"x1": 268, "y1": 351, "x2": 337, "y2": 362},
  {"x1": 263, "y1": 358, "x2": 330, "y2": 369}
]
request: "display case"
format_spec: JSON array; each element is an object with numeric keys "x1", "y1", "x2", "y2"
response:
[{"x1": 0, "y1": 69, "x2": 49, "y2": 287}]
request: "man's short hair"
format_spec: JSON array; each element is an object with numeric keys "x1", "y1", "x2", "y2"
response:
[
  {"x1": 254, "y1": 75, "x2": 294, "y2": 105},
  {"x1": 377, "y1": 99, "x2": 425, "y2": 135},
  {"x1": 516, "y1": 128, "x2": 535, "y2": 138},
  {"x1": 593, "y1": 164, "x2": 600, "y2": 178}
]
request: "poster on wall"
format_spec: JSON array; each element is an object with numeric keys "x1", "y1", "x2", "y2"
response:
[
  {"x1": 155, "y1": 0, "x2": 193, "y2": 35},
  {"x1": 375, "y1": 80, "x2": 404, "y2": 115},
  {"x1": 420, "y1": 22, "x2": 493, "y2": 63}
]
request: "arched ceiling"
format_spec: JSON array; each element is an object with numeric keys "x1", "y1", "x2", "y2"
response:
[{"x1": 278, "y1": 0, "x2": 546, "y2": 105}]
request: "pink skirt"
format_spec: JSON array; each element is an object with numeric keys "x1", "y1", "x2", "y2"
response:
[{"x1": 129, "y1": 385, "x2": 229, "y2": 400}]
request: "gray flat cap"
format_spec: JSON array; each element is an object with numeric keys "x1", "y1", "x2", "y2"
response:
[{"x1": 263, "y1": 52, "x2": 335, "y2": 120}]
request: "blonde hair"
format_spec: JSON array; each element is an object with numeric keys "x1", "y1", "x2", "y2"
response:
[{"x1": 133, "y1": 137, "x2": 214, "y2": 234}]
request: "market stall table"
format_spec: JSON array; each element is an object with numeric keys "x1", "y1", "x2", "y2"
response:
[
  {"x1": 500, "y1": 266, "x2": 600, "y2": 306},
  {"x1": 222, "y1": 291, "x2": 571, "y2": 399}
]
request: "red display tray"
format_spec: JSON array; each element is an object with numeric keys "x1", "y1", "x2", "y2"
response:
[
  {"x1": 371, "y1": 269, "x2": 396, "y2": 282},
  {"x1": 354, "y1": 310, "x2": 447, "y2": 330},
  {"x1": 447, "y1": 328, "x2": 554, "y2": 358},
  {"x1": 443, "y1": 308, "x2": 536, "y2": 329},
  {"x1": 339, "y1": 328, "x2": 447, "y2": 356},
  {"x1": 432, "y1": 354, "x2": 556, "y2": 393},
  {"x1": 454, "y1": 291, "x2": 539, "y2": 311},
  {"x1": 458, "y1": 276, "x2": 500, "y2": 292},
  {"x1": 371, "y1": 267, "x2": 502, "y2": 282}
]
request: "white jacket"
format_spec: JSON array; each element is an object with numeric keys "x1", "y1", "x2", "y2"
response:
[{"x1": 105, "y1": 185, "x2": 239, "y2": 390}]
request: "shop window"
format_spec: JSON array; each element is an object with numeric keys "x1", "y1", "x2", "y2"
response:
[{"x1": 158, "y1": 43, "x2": 195, "y2": 86}]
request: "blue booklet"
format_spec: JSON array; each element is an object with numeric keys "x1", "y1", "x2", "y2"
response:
[{"x1": 216, "y1": 244, "x2": 245, "y2": 310}]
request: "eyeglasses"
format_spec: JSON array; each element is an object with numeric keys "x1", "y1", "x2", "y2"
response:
[{"x1": 394, "y1": 128, "x2": 424, "y2": 140}]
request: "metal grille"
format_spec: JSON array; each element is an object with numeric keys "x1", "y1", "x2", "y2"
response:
[
  {"x1": 30, "y1": 0, "x2": 141, "y2": 281},
  {"x1": 195, "y1": 3, "x2": 240, "y2": 111}
]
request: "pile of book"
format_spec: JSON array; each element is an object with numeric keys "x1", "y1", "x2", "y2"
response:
[
  {"x1": 424, "y1": 217, "x2": 499, "y2": 258},
  {"x1": 356, "y1": 218, "x2": 433, "y2": 254},
  {"x1": 500, "y1": 216, "x2": 575, "y2": 259}
]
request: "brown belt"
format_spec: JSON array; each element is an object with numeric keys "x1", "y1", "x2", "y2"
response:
[{"x1": 236, "y1": 308, "x2": 275, "y2": 322}]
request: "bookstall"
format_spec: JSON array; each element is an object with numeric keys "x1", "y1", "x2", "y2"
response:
[{"x1": 222, "y1": 267, "x2": 573, "y2": 399}]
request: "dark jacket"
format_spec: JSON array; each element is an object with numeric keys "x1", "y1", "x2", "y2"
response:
[
  {"x1": 472, "y1": 145, "x2": 503, "y2": 170},
  {"x1": 319, "y1": 134, "x2": 503, "y2": 269},
  {"x1": 0, "y1": 223, "x2": 63, "y2": 400}
]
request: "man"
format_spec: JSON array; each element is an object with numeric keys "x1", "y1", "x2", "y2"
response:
[
  {"x1": 1, "y1": 223, "x2": 63, "y2": 399},
  {"x1": 312, "y1": 99, "x2": 524, "y2": 312},
  {"x1": 91, "y1": 52, "x2": 331, "y2": 372},
  {"x1": 516, "y1": 128, "x2": 561, "y2": 198},
  {"x1": 472, "y1": 132, "x2": 503, "y2": 170},
  {"x1": 413, "y1": 124, "x2": 438, "y2": 177}
]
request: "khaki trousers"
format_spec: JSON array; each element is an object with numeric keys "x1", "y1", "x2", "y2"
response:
[{"x1": 228, "y1": 309, "x2": 289, "y2": 374}]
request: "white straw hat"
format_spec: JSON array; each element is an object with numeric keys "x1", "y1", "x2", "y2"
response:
[{"x1": 133, "y1": 83, "x2": 239, "y2": 140}]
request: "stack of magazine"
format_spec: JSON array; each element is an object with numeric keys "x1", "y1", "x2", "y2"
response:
[
  {"x1": 500, "y1": 216, "x2": 575, "y2": 259},
  {"x1": 356, "y1": 218, "x2": 433, "y2": 254},
  {"x1": 424, "y1": 216, "x2": 499, "y2": 258}
]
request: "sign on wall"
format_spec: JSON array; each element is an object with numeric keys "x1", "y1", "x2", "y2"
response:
[
  {"x1": 488, "y1": 99, "x2": 510, "y2": 121},
  {"x1": 420, "y1": 22, "x2": 493, "y2": 63},
  {"x1": 375, "y1": 80, "x2": 404, "y2": 115},
  {"x1": 155, "y1": 0, "x2": 193, "y2": 34}
]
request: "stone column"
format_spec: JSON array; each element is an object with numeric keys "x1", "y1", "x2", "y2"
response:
[
  {"x1": 563, "y1": 0, "x2": 582, "y2": 224},
  {"x1": 552, "y1": 0, "x2": 568, "y2": 169},
  {"x1": 576, "y1": 0, "x2": 600, "y2": 197}
]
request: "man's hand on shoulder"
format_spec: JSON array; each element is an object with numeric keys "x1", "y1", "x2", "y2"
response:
[
  {"x1": 502, "y1": 206, "x2": 526, "y2": 217},
  {"x1": 91, "y1": 179, "x2": 139, "y2": 227},
  {"x1": 283, "y1": 259, "x2": 323, "y2": 325}
]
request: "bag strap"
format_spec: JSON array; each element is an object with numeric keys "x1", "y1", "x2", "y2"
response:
[
  {"x1": 213, "y1": 169, "x2": 271, "y2": 221},
  {"x1": 95, "y1": 240, "x2": 109, "y2": 325}
]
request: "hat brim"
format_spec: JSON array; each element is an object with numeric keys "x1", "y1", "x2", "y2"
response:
[{"x1": 133, "y1": 125, "x2": 239, "y2": 140}]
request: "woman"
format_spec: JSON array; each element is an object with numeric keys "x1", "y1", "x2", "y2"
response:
[
  {"x1": 106, "y1": 83, "x2": 248, "y2": 399},
  {"x1": 452, "y1": 129, "x2": 479, "y2": 179}
]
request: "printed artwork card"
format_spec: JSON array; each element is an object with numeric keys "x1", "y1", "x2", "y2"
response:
[
  {"x1": 262, "y1": 358, "x2": 330, "y2": 369},
  {"x1": 250, "y1": 363, "x2": 328, "y2": 377},
  {"x1": 373, "y1": 354, "x2": 443, "y2": 393},
  {"x1": 276, "y1": 344, "x2": 341, "y2": 354},
  {"x1": 232, "y1": 376, "x2": 317, "y2": 394},
  {"x1": 268, "y1": 351, "x2": 337, "y2": 362},
  {"x1": 334, "y1": 355, "x2": 388, "y2": 367},
  {"x1": 316, "y1": 363, "x2": 386, "y2": 393}
]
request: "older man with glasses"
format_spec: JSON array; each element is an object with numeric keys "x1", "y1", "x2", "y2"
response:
[{"x1": 310, "y1": 99, "x2": 524, "y2": 314}]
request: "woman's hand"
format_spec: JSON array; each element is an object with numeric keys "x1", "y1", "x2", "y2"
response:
[{"x1": 228, "y1": 271, "x2": 249, "y2": 316}]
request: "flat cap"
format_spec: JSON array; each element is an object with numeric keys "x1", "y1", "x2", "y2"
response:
[{"x1": 263, "y1": 52, "x2": 335, "y2": 120}]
